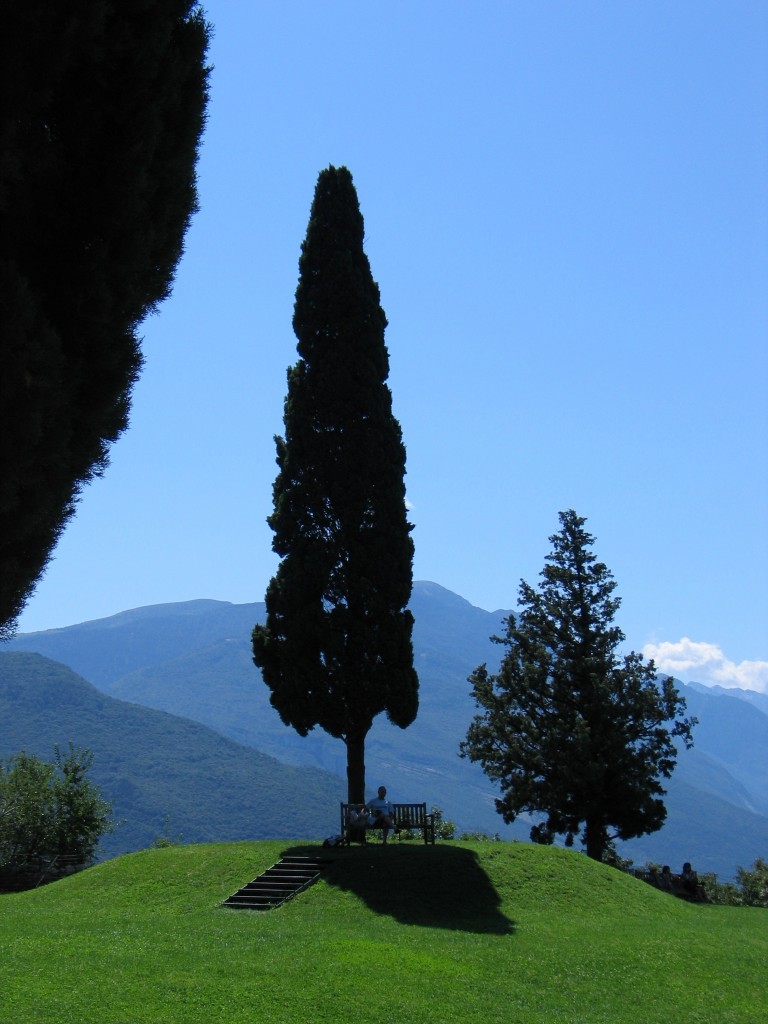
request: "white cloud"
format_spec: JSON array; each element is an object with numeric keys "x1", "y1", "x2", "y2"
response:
[{"x1": 642, "y1": 637, "x2": 768, "y2": 694}]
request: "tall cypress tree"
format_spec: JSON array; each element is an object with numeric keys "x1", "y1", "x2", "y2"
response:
[
  {"x1": 0, "y1": 1, "x2": 210, "y2": 638},
  {"x1": 461, "y1": 510, "x2": 695, "y2": 862},
  {"x1": 252, "y1": 166, "x2": 418, "y2": 803}
]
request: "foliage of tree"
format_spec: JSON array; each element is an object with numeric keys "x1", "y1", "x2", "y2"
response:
[
  {"x1": 698, "y1": 872, "x2": 741, "y2": 905},
  {"x1": 458, "y1": 831, "x2": 503, "y2": 842},
  {"x1": 692, "y1": 860, "x2": 768, "y2": 907},
  {"x1": 429, "y1": 806, "x2": 456, "y2": 841},
  {"x1": 252, "y1": 166, "x2": 418, "y2": 804},
  {"x1": 460, "y1": 510, "x2": 695, "y2": 862},
  {"x1": 0, "y1": 745, "x2": 112, "y2": 869},
  {"x1": 0, "y1": 751, "x2": 51, "y2": 867},
  {"x1": 736, "y1": 857, "x2": 768, "y2": 907},
  {"x1": 0, "y1": 1, "x2": 210, "y2": 638}
]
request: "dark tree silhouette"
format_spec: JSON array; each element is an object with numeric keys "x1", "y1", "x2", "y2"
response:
[
  {"x1": 0, "y1": 1, "x2": 210, "y2": 637},
  {"x1": 252, "y1": 166, "x2": 418, "y2": 803},
  {"x1": 461, "y1": 510, "x2": 695, "y2": 862}
]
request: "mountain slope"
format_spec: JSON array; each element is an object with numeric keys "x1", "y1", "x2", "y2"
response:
[
  {"x1": 621, "y1": 772, "x2": 768, "y2": 877},
  {"x1": 6, "y1": 582, "x2": 768, "y2": 878},
  {"x1": 0, "y1": 652, "x2": 345, "y2": 858},
  {"x1": 7, "y1": 599, "x2": 262, "y2": 689},
  {"x1": 679, "y1": 684, "x2": 768, "y2": 815},
  {"x1": 8, "y1": 582, "x2": 511, "y2": 836},
  {"x1": 687, "y1": 679, "x2": 768, "y2": 716}
]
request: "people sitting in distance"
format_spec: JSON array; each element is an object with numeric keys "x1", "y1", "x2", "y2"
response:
[
  {"x1": 681, "y1": 861, "x2": 705, "y2": 900},
  {"x1": 659, "y1": 865, "x2": 674, "y2": 891}
]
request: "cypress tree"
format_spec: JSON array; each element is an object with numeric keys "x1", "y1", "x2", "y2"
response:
[
  {"x1": 252, "y1": 166, "x2": 418, "y2": 803},
  {"x1": 461, "y1": 510, "x2": 695, "y2": 862},
  {"x1": 0, "y1": 1, "x2": 210, "y2": 637}
]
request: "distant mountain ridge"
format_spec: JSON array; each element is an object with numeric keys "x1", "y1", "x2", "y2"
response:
[
  {"x1": 5, "y1": 581, "x2": 768, "y2": 878},
  {"x1": 686, "y1": 678, "x2": 768, "y2": 716}
]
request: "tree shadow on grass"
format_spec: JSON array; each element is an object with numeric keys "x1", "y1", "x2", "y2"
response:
[{"x1": 283, "y1": 843, "x2": 515, "y2": 935}]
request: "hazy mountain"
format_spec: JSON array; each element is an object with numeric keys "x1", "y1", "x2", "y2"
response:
[
  {"x1": 620, "y1": 770, "x2": 768, "y2": 877},
  {"x1": 686, "y1": 679, "x2": 768, "y2": 717},
  {"x1": 678, "y1": 684, "x2": 768, "y2": 816},
  {"x1": 0, "y1": 652, "x2": 345, "y2": 859},
  {"x1": 7, "y1": 583, "x2": 511, "y2": 838},
  {"x1": 6, "y1": 581, "x2": 767, "y2": 878}
]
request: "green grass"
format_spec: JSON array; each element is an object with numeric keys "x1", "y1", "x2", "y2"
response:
[{"x1": 1, "y1": 841, "x2": 766, "y2": 1023}]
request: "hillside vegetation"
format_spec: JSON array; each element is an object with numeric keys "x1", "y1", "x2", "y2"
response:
[
  {"x1": 1, "y1": 841, "x2": 765, "y2": 1023},
  {"x1": 0, "y1": 653, "x2": 345, "y2": 856}
]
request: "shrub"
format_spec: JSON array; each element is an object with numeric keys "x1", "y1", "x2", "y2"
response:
[
  {"x1": 736, "y1": 858, "x2": 768, "y2": 908},
  {"x1": 0, "y1": 745, "x2": 112, "y2": 871},
  {"x1": 430, "y1": 805, "x2": 456, "y2": 840}
]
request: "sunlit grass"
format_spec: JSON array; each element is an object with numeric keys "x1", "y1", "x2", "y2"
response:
[{"x1": 1, "y1": 841, "x2": 766, "y2": 1023}]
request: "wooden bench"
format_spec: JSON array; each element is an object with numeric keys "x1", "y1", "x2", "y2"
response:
[{"x1": 340, "y1": 802, "x2": 436, "y2": 845}]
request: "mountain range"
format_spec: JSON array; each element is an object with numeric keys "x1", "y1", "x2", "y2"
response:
[{"x1": 3, "y1": 581, "x2": 767, "y2": 879}]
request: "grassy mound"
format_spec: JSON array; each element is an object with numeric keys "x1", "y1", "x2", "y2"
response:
[{"x1": 2, "y1": 841, "x2": 766, "y2": 1023}]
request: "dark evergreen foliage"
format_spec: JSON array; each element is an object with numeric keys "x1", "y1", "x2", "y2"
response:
[
  {"x1": 252, "y1": 166, "x2": 418, "y2": 804},
  {"x1": 460, "y1": 510, "x2": 696, "y2": 861},
  {"x1": 0, "y1": 1, "x2": 210, "y2": 637}
]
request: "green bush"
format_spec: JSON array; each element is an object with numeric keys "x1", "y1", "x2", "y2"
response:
[
  {"x1": 736, "y1": 857, "x2": 768, "y2": 907},
  {"x1": 0, "y1": 745, "x2": 112, "y2": 871},
  {"x1": 458, "y1": 830, "x2": 502, "y2": 842},
  {"x1": 430, "y1": 805, "x2": 456, "y2": 840},
  {"x1": 699, "y1": 873, "x2": 741, "y2": 905}
]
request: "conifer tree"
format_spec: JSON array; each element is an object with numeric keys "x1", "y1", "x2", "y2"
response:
[
  {"x1": 252, "y1": 166, "x2": 418, "y2": 803},
  {"x1": 461, "y1": 510, "x2": 695, "y2": 862},
  {"x1": 0, "y1": 1, "x2": 210, "y2": 637}
]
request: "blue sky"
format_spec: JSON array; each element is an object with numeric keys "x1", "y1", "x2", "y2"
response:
[{"x1": 17, "y1": 2, "x2": 768, "y2": 691}]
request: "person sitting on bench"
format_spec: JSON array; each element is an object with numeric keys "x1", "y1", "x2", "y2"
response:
[
  {"x1": 346, "y1": 803, "x2": 369, "y2": 841},
  {"x1": 367, "y1": 786, "x2": 396, "y2": 844}
]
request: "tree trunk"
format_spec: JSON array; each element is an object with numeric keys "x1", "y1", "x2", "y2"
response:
[
  {"x1": 345, "y1": 730, "x2": 367, "y2": 803},
  {"x1": 584, "y1": 817, "x2": 606, "y2": 861}
]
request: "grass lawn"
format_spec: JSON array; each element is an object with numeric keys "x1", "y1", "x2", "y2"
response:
[{"x1": 1, "y1": 840, "x2": 766, "y2": 1023}]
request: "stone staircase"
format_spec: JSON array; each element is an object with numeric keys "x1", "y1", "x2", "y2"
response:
[{"x1": 221, "y1": 855, "x2": 328, "y2": 911}]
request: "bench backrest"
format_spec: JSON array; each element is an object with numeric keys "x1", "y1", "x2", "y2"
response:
[
  {"x1": 392, "y1": 803, "x2": 428, "y2": 828},
  {"x1": 340, "y1": 802, "x2": 430, "y2": 828}
]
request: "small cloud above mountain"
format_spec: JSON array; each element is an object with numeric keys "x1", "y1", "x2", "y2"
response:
[{"x1": 643, "y1": 637, "x2": 768, "y2": 694}]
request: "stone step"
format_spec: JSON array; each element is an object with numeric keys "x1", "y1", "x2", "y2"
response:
[
  {"x1": 239, "y1": 884, "x2": 296, "y2": 895},
  {"x1": 222, "y1": 855, "x2": 329, "y2": 911},
  {"x1": 225, "y1": 894, "x2": 284, "y2": 910},
  {"x1": 260, "y1": 872, "x2": 316, "y2": 883}
]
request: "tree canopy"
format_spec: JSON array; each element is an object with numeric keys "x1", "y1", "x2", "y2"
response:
[
  {"x1": 0, "y1": 1, "x2": 210, "y2": 637},
  {"x1": 460, "y1": 510, "x2": 695, "y2": 862},
  {"x1": 252, "y1": 166, "x2": 418, "y2": 803},
  {"x1": 0, "y1": 745, "x2": 112, "y2": 873}
]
